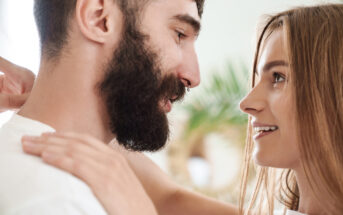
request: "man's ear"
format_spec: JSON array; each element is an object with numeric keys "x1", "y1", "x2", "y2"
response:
[{"x1": 75, "y1": 0, "x2": 123, "y2": 44}]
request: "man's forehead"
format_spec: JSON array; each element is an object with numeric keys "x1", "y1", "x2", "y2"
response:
[
  {"x1": 139, "y1": 0, "x2": 201, "y2": 39},
  {"x1": 151, "y1": 0, "x2": 200, "y2": 21}
]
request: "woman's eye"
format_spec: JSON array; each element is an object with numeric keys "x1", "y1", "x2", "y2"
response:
[{"x1": 272, "y1": 72, "x2": 286, "y2": 84}]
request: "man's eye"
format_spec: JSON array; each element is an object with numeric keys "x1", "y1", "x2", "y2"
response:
[
  {"x1": 175, "y1": 30, "x2": 186, "y2": 43},
  {"x1": 272, "y1": 72, "x2": 286, "y2": 84}
]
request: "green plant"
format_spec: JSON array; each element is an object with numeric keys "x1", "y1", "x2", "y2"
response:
[
  {"x1": 180, "y1": 62, "x2": 250, "y2": 139},
  {"x1": 168, "y1": 62, "x2": 251, "y2": 201}
]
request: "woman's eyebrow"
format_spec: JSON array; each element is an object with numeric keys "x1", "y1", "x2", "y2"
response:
[{"x1": 256, "y1": 60, "x2": 289, "y2": 76}]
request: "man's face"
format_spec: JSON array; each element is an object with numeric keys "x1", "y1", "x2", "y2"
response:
[
  {"x1": 100, "y1": 0, "x2": 201, "y2": 152},
  {"x1": 140, "y1": 0, "x2": 201, "y2": 89}
]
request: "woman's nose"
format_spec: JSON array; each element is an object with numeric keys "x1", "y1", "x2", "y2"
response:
[{"x1": 239, "y1": 86, "x2": 266, "y2": 116}]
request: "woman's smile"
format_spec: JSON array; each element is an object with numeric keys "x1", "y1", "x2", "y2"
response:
[{"x1": 252, "y1": 121, "x2": 279, "y2": 140}]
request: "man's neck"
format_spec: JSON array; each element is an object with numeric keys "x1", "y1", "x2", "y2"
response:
[{"x1": 19, "y1": 54, "x2": 114, "y2": 143}]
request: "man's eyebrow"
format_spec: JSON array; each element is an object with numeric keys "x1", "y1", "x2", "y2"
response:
[
  {"x1": 256, "y1": 60, "x2": 289, "y2": 76},
  {"x1": 171, "y1": 14, "x2": 201, "y2": 36}
]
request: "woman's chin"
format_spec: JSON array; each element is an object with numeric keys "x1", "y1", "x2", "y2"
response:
[{"x1": 253, "y1": 149, "x2": 299, "y2": 169}]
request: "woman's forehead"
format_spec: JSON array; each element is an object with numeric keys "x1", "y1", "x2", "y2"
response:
[{"x1": 257, "y1": 30, "x2": 288, "y2": 74}]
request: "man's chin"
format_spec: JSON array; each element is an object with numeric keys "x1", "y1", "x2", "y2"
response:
[{"x1": 117, "y1": 138, "x2": 168, "y2": 152}]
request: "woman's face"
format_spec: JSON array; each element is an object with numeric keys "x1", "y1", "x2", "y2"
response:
[{"x1": 240, "y1": 30, "x2": 300, "y2": 169}]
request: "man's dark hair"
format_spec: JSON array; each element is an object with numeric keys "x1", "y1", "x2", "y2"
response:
[
  {"x1": 34, "y1": 0, "x2": 76, "y2": 58},
  {"x1": 195, "y1": 0, "x2": 205, "y2": 18},
  {"x1": 34, "y1": 0, "x2": 205, "y2": 58}
]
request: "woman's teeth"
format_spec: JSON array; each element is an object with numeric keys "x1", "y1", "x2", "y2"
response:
[{"x1": 254, "y1": 126, "x2": 278, "y2": 133}]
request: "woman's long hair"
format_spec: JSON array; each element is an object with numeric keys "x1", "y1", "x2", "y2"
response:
[{"x1": 239, "y1": 4, "x2": 343, "y2": 215}]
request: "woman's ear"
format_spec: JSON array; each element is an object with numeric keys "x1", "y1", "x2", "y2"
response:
[{"x1": 75, "y1": 0, "x2": 123, "y2": 44}]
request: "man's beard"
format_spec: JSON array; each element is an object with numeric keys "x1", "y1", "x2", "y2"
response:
[{"x1": 99, "y1": 20, "x2": 186, "y2": 152}]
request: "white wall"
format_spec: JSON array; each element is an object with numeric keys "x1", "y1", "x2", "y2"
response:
[
  {"x1": 196, "y1": 0, "x2": 342, "y2": 79},
  {"x1": 0, "y1": 0, "x2": 39, "y2": 72}
]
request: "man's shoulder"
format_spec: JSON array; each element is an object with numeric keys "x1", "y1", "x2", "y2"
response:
[{"x1": 0, "y1": 125, "x2": 107, "y2": 215}]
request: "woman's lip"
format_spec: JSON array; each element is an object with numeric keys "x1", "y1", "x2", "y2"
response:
[
  {"x1": 252, "y1": 121, "x2": 278, "y2": 127},
  {"x1": 253, "y1": 130, "x2": 276, "y2": 140}
]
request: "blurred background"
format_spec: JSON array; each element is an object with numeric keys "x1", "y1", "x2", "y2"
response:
[{"x1": 0, "y1": 0, "x2": 341, "y2": 205}]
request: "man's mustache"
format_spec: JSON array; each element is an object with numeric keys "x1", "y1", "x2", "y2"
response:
[{"x1": 159, "y1": 75, "x2": 186, "y2": 104}]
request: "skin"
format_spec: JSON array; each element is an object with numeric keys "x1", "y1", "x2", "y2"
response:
[{"x1": 140, "y1": 0, "x2": 201, "y2": 87}]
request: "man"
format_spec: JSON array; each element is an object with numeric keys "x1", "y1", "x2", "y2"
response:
[{"x1": 0, "y1": 0, "x2": 204, "y2": 214}]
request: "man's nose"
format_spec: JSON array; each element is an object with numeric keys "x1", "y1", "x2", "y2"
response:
[{"x1": 177, "y1": 47, "x2": 200, "y2": 88}]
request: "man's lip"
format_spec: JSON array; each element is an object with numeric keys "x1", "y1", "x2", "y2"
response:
[
  {"x1": 170, "y1": 95, "x2": 178, "y2": 103},
  {"x1": 165, "y1": 100, "x2": 172, "y2": 113},
  {"x1": 160, "y1": 99, "x2": 172, "y2": 113}
]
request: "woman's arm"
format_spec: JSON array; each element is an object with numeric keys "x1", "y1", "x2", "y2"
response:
[{"x1": 123, "y1": 149, "x2": 239, "y2": 215}]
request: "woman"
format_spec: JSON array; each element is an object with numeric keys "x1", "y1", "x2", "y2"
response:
[
  {"x1": 239, "y1": 3, "x2": 343, "y2": 214},
  {"x1": 2, "y1": 3, "x2": 343, "y2": 215}
]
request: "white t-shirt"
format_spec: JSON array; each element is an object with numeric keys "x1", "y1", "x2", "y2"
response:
[{"x1": 0, "y1": 114, "x2": 107, "y2": 215}]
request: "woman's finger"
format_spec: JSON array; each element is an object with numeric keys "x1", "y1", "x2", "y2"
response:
[
  {"x1": 37, "y1": 142, "x2": 126, "y2": 193},
  {"x1": 0, "y1": 93, "x2": 30, "y2": 112},
  {"x1": 0, "y1": 56, "x2": 35, "y2": 82},
  {"x1": 22, "y1": 137, "x2": 106, "y2": 179},
  {"x1": 22, "y1": 135, "x2": 69, "y2": 156},
  {"x1": 22, "y1": 135, "x2": 105, "y2": 162},
  {"x1": 41, "y1": 147, "x2": 108, "y2": 187},
  {"x1": 22, "y1": 132, "x2": 156, "y2": 215},
  {"x1": 22, "y1": 133, "x2": 125, "y2": 173}
]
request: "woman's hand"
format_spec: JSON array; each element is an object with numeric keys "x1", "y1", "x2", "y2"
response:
[
  {"x1": 0, "y1": 56, "x2": 35, "y2": 112},
  {"x1": 21, "y1": 132, "x2": 158, "y2": 215}
]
